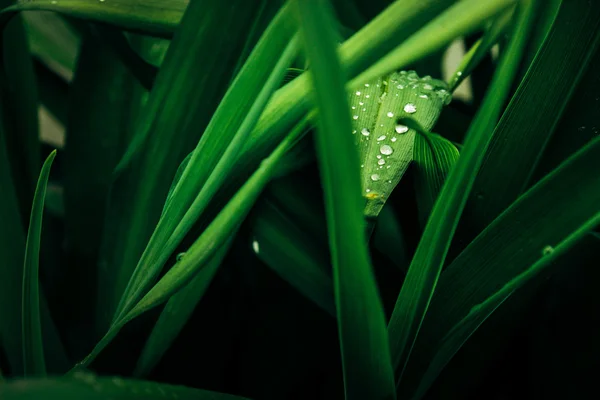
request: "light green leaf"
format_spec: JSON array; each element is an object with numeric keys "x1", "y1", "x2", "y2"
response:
[
  {"x1": 387, "y1": 0, "x2": 539, "y2": 380},
  {"x1": 295, "y1": 1, "x2": 395, "y2": 399},
  {"x1": 2, "y1": 0, "x2": 189, "y2": 38}
]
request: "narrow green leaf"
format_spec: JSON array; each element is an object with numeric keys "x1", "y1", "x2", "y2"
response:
[
  {"x1": 0, "y1": 374, "x2": 252, "y2": 400},
  {"x1": 295, "y1": 1, "x2": 395, "y2": 399},
  {"x1": 387, "y1": 0, "x2": 539, "y2": 380},
  {"x1": 105, "y1": 0, "x2": 262, "y2": 320},
  {"x1": 251, "y1": 200, "x2": 335, "y2": 316},
  {"x1": 113, "y1": 6, "x2": 297, "y2": 321},
  {"x1": 413, "y1": 131, "x2": 460, "y2": 228},
  {"x1": 412, "y1": 212, "x2": 600, "y2": 399},
  {"x1": 449, "y1": 6, "x2": 514, "y2": 91},
  {"x1": 2, "y1": 0, "x2": 189, "y2": 38},
  {"x1": 466, "y1": 0, "x2": 600, "y2": 230},
  {"x1": 133, "y1": 239, "x2": 234, "y2": 377},
  {"x1": 22, "y1": 150, "x2": 56, "y2": 377},
  {"x1": 350, "y1": 0, "x2": 518, "y2": 87},
  {"x1": 72, "y1": 115, "x2": 311, "y2": 370},
  {"x1": 402, "y1": 136, "x2": 600, "y2": 397}
]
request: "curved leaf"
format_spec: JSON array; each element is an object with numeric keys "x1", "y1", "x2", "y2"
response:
[
  {"x1": 1, "y1": 0, "x2": 188, "y2": 38},
  {"x1": 22, "y1": 150, "x2": 56, "y2": 376}
]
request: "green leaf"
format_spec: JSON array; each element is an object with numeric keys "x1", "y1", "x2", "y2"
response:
[
  {"x1": 350, "y1": 0, "x2": 518, "y2": 87},
  {"x1": 466, "y1": 0, "x2": 600, "y2": 231},
  {"x1": 387, "y1": 0, "x2": 539, "y2": 381},
  {"x1": 412, "y1": 130, "x2": 460, "y2": 229},
  {"x1": 295, "y1": 1, "x2": 395, "y2": 399},
  {"x1": 412, "y1": 211, "x2": 600, "y2": 399},
  {"x1": 22, "y1": 150, "x2": 56, "y2": 377},
  {"x1": 403, "y1": 136, "x2": 600, "y2": 397},
  {"x1": 350, "y1": 71, "x2": 450, "y2": 219},
  {"x1": 133, "y1": 238, "x2": 234, "y2": 377},
  {"x1": 1, "y1": 0, "x2": 189, "y2": 38},
  {"x1": 104, "y1": 0, "x2": 263, "y2": 320},
  {"x1": 251, "y1": 199, "x2": 335, "y2": 316},
  {"x1": 113, "y1": 5, "x2": 298, "y2": 321},
  {"x1": 0, "y1": 374, "x2": 252, "y2": 400},
  {"x1": 72, "y1": 115, "x2": 311, "y2": 370},
  {"x1": 448, "y1": 6, "x2": 514, "y2": 91}
]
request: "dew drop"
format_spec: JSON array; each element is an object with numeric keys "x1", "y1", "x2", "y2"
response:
[
  {"x1": 376, "y1": 155, "x2": 381, "y2": 159},
  {"x1": 355, "y1": 91, "x2": 361, "y2": 96},
  {"x1": 391, "y1": 137, "x2": 397, "y2": 142},
  {"x1": 359, "y1": 101, "x2": 364, "y2": 106},
  {"x1": 377, "y1": 135, "x2": 386, "y2": 141},
  {"x1": 371, "y1": 174, "x2": 380, "y2": 181},
  {"x1": 176, "y1": 253, "x2": 185, "y2": 262},
  {"x1": 366, "y1": 189, "x2": 371, "y2": 193},
  {"x1": 419, "y1": 94, "x2": 428, "y2": 99},
  {"x1": 380, "y1": 145, "x2": 393, "y2": 155},
  {"x1": 353, "y1": 115, "x2": 359, "y2": 120},
  {"x1": 252, "y1": 240, "x2": 260, "y2": 254},
  {"x1": 542, "y1": 245, "x2": 554, "y2": 256},
  {"x1": 386, "y1": 111, "x2": 394, "y2": 118},
  {"x1": 423, "y1": 84, "x2": 433, "y2": 90},
  {"x1": 397, "y1": 84, "x2": 405, "y2": 90},
  {"x1": 395, "y1": 124, "x2": 408, "y2": 134},
  {"x1": 365, "y1": 94, "x2": 370, "y2": 98},
  {"x1": 404, "y1": 103, "x2": 417, "y2": 113},
  {"x1": 361, "y1": 128, "x2": 370, "y2": 136},
  {"x1": 364, "y1": 83, "x2": 370, "y2": 87},
  {"x1": 351, "y1": 106, "x2": 356, "y2": 110},
  {"x1": 378, "y1": 159, "x2": 385, "y2": 165}
]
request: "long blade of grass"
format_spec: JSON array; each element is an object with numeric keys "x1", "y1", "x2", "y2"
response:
[
  {"x1": 448, "y1": 6, "x2": 514, "y2": 91},
  {"x1": 1, "y1": 0, "x2": 188, "y2": 38},
  {"x1": 295, "y1": 1, "x2": 395, "y2": 399},
  {"x1": 0, "y1": 374, "x2": 252, "y2": 400},
  {"x1": 113, "y1": 6, "x2": 298, "y2": 321},
  {"x1": 133, "y1": 237, "x2": 234, "y2": 377},
  {"x1": 412, "y1": 212, "x2": 600, "y2": 399},
  {"x1": 73, "y1": 114, "x2": 311, "y2": 369},
  {"x1": 22, "y1": 150, "x2": 56, "y2": 377},
  {"x1": 350, "y1": 0, "x2": 518, "y2": 87},
  {"x1": 104, "y1": 0, "x2": 261, "y2": 319},
  {"x1": 387, "y1": 0, "x2": 539, "y2": 380},
  {"x1": 465, "y1": 0, "x2": 600, "y2": 230},
  {"x1": 401, "y1": 135, "x2": 600, "y2": 397}
]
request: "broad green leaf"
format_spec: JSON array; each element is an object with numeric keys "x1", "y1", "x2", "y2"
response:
[
  {"x1": 0, "y1": 0, "x2": 40, "y2": 225},
  {"x1": 0, "y1": 374, "x2": 251, "y2": 400},
  {"x1": 402, "y1": 136, "x2": 600, "y2": 397},
  {"x1": 466, "y1": 0, "x2": 600, "y2": 231},
  {"x1": 72, "y1": 115, "x2": 311, "y2": 370},
  {"x1": 250, "y1": 199, "x2": 334, "y2": 316},
  {"x1": 1, "y1": 0, "x2": 189, "y2": 38},
  {"x1": 105, "y1": 0, "x2": 262, "y2": 321},
  {"x1": 22, "y1": 11, "x2": 80, "y2": 81},
  {"x1": 113, "y1": 5, "x2": 297, "y2": 321},
  {"x1": 449, "y1": 6, "x2": 514, "y2": 91},
  {"x1": 350, "y1": 0, "x2": 518, "y2": 87},
  {"x1": 295, "y1": 1, "x2": 395, "y2": 399},
  {"x1": 387, "y1": 0, "x2": 539, "y2": 380},
  {"x1": 412, "y1": 212, "x2": 600, "y2": 399},
  {"x1": 133, "y1": 238, "x2": 234, "y2": 377},
  {"x1": 351, "y1": 71, "x2": 450, "y2": 219},
  {"x1": 412, "y1": 130, "x2": 460, "y2": 228},
  {"x1": 22, "y1": 150, "x2": 56, "y2": 376}
]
